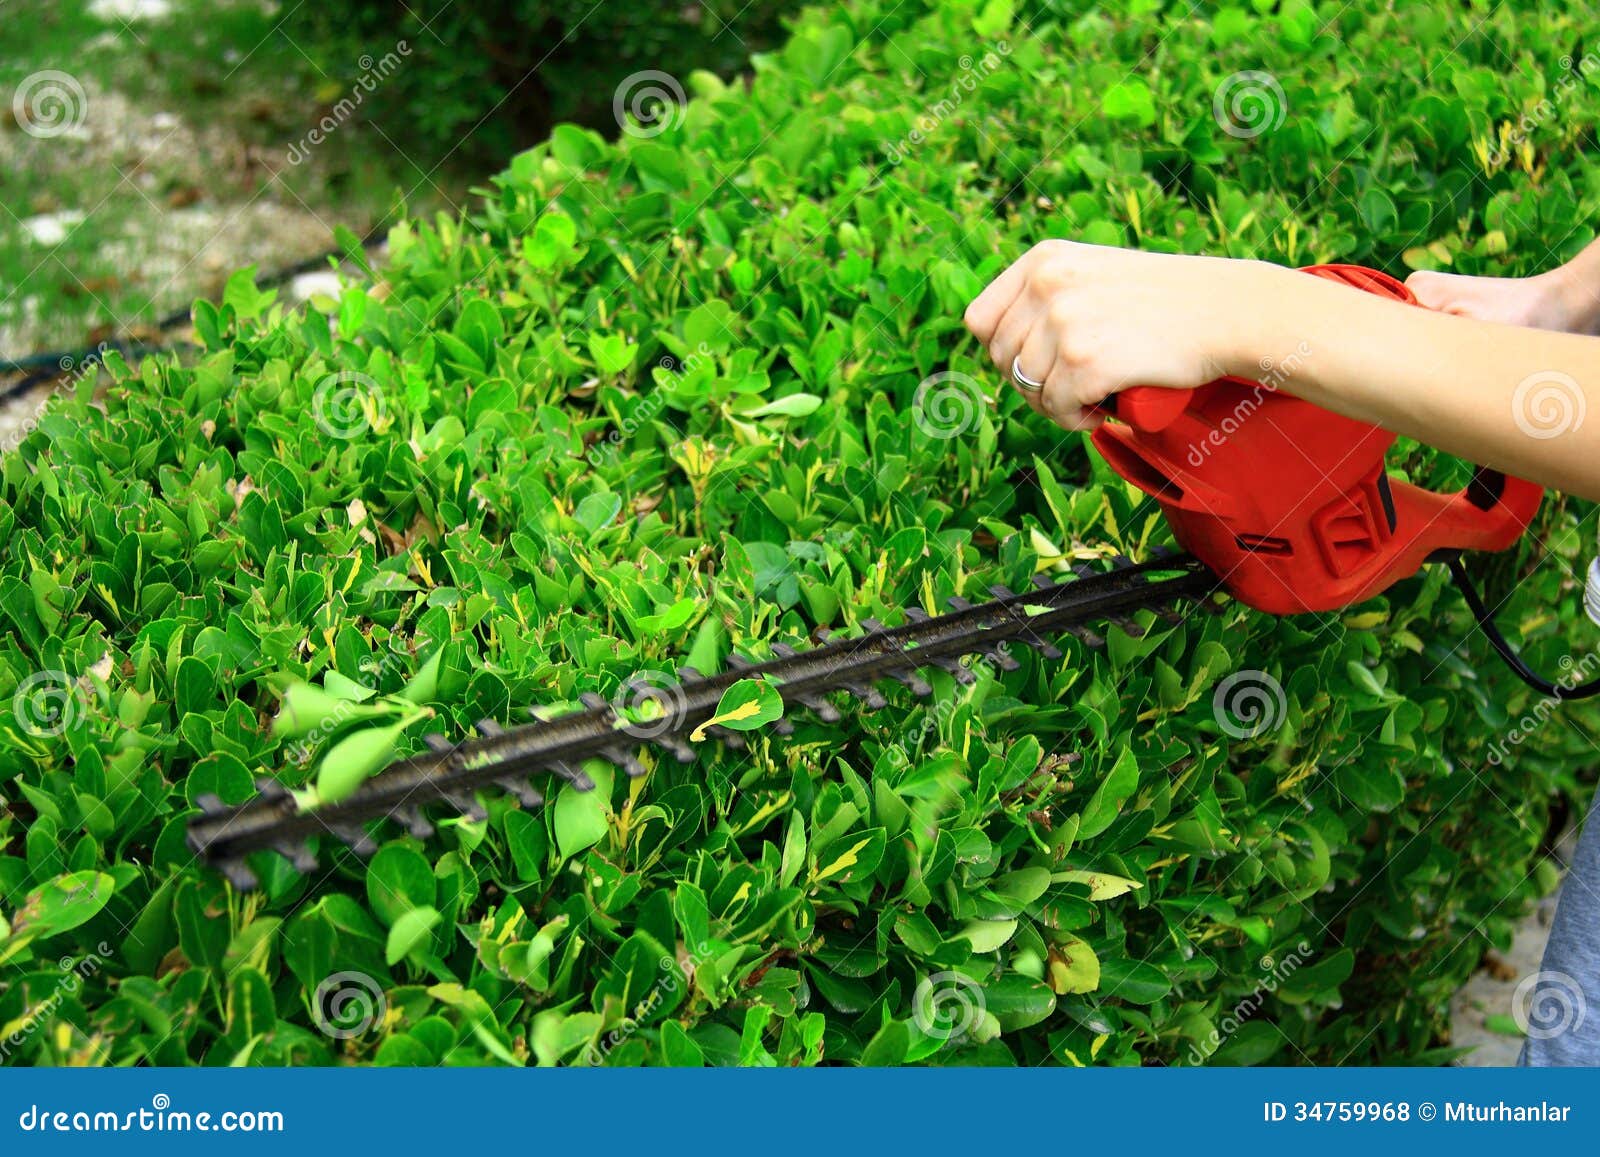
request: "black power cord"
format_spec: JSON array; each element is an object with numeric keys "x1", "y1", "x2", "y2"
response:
[{"x1": 1444, "y1": 553, "x2": 1600, "y2": 700}]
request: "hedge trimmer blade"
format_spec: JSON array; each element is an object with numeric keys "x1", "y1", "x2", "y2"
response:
[{"x1": 187, "y1": 552, "x2": 1216, "y2": 889}]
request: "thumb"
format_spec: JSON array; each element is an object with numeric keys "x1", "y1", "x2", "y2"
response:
[{"x1": 1404, "y1": 269, "x2": 1457, "y2": 313}]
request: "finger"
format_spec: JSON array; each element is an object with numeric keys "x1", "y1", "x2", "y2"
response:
[
  {"x1": 963, "y1": 249, "x2": 1038, "y2": 342},
  {"x1": 986, "y1": 287, "x2": 1041, "y2": 382},
  {"x1": 1040, "y1": 362, "x2": 1110, "y2": 432},
  {"x1": 1009, "y1": 319, "x2": 1056, "y2": 416}
]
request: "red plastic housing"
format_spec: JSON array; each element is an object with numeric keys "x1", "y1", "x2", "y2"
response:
[{"x1": 1089, "y1": 264, "x2": 1544, "y2": 614}]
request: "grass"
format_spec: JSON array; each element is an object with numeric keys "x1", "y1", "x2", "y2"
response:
[{"x1": 0, "y1": 0, "x2": 468, "y2": 357}]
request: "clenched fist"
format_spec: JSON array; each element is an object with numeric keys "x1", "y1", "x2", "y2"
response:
[{"x1": 963, "y1": 240, "x2": 1280, "y2": 429}]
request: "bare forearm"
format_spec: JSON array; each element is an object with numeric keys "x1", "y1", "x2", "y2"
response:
[{"x1": 1235, "y1": 265, "x2": 1600, "y2": 499}]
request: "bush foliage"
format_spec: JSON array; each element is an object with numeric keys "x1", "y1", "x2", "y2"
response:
[
  {"x1": 3, "y1": 0, "x2": 1600, "y2": 1066},
  {"x1": 287, "y1": 1, "x2": 796, "y2": 163}
]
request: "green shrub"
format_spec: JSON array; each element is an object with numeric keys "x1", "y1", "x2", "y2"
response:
[
  {"x1": 287, "y1": 0, "x2": 796, "y2": 164},
  {"x1": 3, "y1": 0, "x2": 1599, "y2": 1066}
]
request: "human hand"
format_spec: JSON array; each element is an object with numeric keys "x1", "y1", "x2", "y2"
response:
[
  {"x1": 962, "y1": 240, "x2": 1281, "y2": 430},
  {"x1": 1405, "y1": 265, "x2": 1600, "y2": 336}
]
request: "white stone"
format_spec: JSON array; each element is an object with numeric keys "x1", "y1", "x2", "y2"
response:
[
  {"x1": 20, "y1": 212, "x2": 85, "y2": 247},
  {"x1": 88, "y1": 0, "x2": 173, "y2": 20},
  {"x1": 290, "y1": 270, "x2": 343, "y2": 302}
]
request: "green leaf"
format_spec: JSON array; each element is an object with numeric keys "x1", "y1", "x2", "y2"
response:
[
  {"x1": 742, "y1": 393, "x2": 823, "y2": 418},
  {"x1": 400, "y1": 649, "x2": 445, "y2": 705},
  {"x1": 1098, "y1": 958, "x2": 1170, "y2": 1004},
  {"x1": 525, "y1": 212, "x2": 577, "y2": 268},
  {"x1": 690, "y1": 678, "x2": 783, "y2": 741},
  {"x1": 1078, "y1": 747, "x2": 1139, "y2": 838},
  {"x1": 956, "y1": 918, "x2": 1018, "y2": 954},
  {"x1": 589, "y1": 332, "x2": 636, "y2": 376},
  {"x1": 659, "y1": 1020, "x2": 705, "y2": 1067},
  {"x1": 553, "y1": 764, "x2": 613, "y2": 861},
  {"x1": 1101, "y1": 81, "x2": 1157, "y2": 126},
  {"x1": 221, "y1": 265, "x2": 275, "y2": 322},
  {"x1": 12, "y1": 871, "x2": 115, "y2": 940},
  {"x1": 273, "y1": 682, "x2": 393, "y2": 739},
  {"x1": 1048, "y1": 936, "x2": 1101, "y2": 995},
  {"x1": 313, "y1": 720, "x2": 410, "y2": 805},
  {"x1": 860, "y1": 1019, "x2": 910, "y2": 1066},
  {"x1": 386, "y1": 906, "x2": 442, "y2": 965},
  {"x1": 366, "y1": 844, "x2": 437, "y2": 927}
]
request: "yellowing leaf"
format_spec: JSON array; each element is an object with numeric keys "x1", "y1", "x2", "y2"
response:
[
  {"x1": 814, "y1": 836, "x2": 872, "y2": 882},
  {"x1": 689, "y1": 678, "x2": 783, "y2": 741},
  {"x1": 1052, "y1": 869, "x2": 1143, "y2": 901}
]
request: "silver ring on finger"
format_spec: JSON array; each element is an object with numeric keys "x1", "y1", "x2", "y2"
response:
[{"x1": 1011, "y1": 356, "x2": 1045, "y2": 394}]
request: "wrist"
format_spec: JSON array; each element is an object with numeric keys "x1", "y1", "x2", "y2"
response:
[
  {"x1": 1543, "y1": 263, "x2": 1600, "y2": 335},
  {"x1": 1213, "y1": 260, "x2": 1309, "y2": 381}
]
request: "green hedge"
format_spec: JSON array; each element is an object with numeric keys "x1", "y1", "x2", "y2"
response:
[
  {"x1": 3, "y1": 0, "x2": 1599, "y2": 1066},
  {"x1": 286, "y1": 1, "x2": 796, "y2": 164}
]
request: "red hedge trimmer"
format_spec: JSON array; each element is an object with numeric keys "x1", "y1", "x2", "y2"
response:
[{"x1": 189, "y1": 264, "x2": 1595, "y2": 888}]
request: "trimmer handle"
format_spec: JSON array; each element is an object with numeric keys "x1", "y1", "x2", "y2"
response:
[
  {"x1": 1097, "y1": 386, "x2": 1191, "y2": 432},
  {"x1": 1088, "y1": 264, "x2": 1544, "y2": 614}
]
